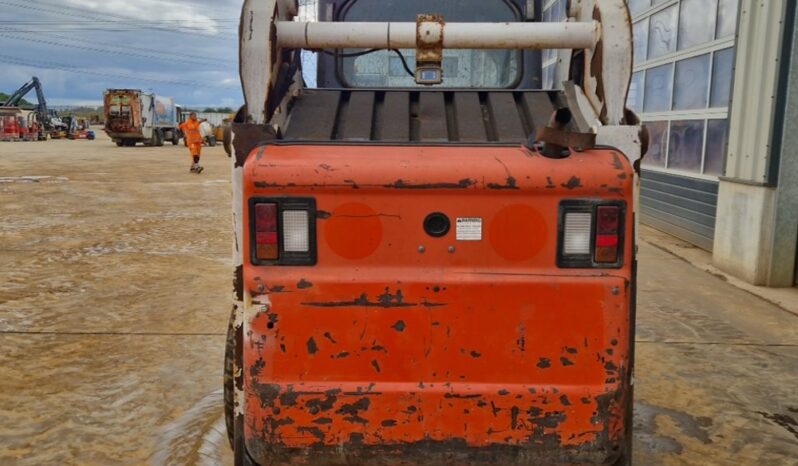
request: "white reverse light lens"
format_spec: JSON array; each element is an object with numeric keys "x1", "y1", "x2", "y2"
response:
[
  {"x1": 282, "y1": 210, "x2": 310, "y2": 252},
  {"x1": 563, "y1": 212, "x2": 592, "y2": 255}
]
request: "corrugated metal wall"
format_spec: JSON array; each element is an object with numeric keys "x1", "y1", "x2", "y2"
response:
[
  {"x1": 640, "y1": 170, "x2": 719, "y2": 251},
  {"x1": 725, "y1": 0, "x2": 789, "y2": 184}
]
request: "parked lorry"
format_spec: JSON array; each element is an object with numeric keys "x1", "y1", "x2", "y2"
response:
[
  {"x1": 103, "y1": 90, "x2": 180, "y2": 147},
  {"x1": 227, "y1": 1, "x2": 644, "y2": 465}
]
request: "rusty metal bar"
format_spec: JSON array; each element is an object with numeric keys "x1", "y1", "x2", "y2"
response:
[{"x1": 276, "y1": 21, "x2": 601, "y2": 50}]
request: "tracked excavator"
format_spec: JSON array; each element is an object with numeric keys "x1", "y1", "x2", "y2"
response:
[
  {"x1": 1, "y1": 77, "x2": 66, "y2": 140},
  {"x1": 225, "y1": 1, "x2": 645, "y2": 465}
]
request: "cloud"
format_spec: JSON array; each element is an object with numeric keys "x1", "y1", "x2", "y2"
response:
[
  {"x1": 62, "y1": 0, "x2": 232, "y2": 35},
  {"x1": 0, "y1": 0, "x2": 248, "y2": 107}
]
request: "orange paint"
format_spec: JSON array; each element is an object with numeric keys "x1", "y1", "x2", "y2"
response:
[
  {"x1": 324, "y1": 202, "x2": 384, "y2": 259},
  {"x1": 240, "y1": 144, "x2": 635, "y2": 465},
  {"x1": 489, "y1": 204, "x2": 548, "y2": 261}
]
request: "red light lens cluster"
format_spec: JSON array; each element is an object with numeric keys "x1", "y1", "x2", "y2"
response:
[
  {"x1": 595, "y1": 206, "x2": 620, "y2": 263},
  {"x1": 255, "y1": 203, "x2": 279, "y2": 261},
  {"x1": 559, "y1": 201, "x2": 625, "y2": 269}
]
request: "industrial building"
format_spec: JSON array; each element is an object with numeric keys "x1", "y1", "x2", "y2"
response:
[{"x1": 545, "y1": 0, "x2": 796, "y2": 287}]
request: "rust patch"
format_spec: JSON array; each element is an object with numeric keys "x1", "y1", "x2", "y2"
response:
[
  {"x1": 391, "y1": 320, "x2": 407, "y2": 332},
  {"x1": 297, "y1": 279, "x2": 313, "y2": 289},
  {"x1": 306, "y1": 337, "x2": 319, "y2": 355},
  {"x1": 302, "y1": 289, "x2": 445, "y2": 309},
  {"x1": 487, "y1": 177, "x2": 520, "y2": 190},
  {"x1": 561, "y1": 176, "x2": 583, "y2": 190},
  {"x1": 385, "y1": 178, "x2": 476, "y2": 190}
]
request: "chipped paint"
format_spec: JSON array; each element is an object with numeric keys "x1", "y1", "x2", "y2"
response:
[{"x1": 236, "y1": 110, "x2": 635, "y2": 466}]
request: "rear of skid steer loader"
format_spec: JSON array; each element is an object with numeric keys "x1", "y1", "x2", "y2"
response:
[{"x1": 226, "y1": 1, "x2": 644, "y2": 465}]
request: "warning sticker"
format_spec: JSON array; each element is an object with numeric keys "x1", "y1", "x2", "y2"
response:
[{"x1": 456, "y1": 218, "x2": 483, "y2": 241}]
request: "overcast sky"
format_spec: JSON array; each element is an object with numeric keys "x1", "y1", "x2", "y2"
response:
[{"x1": 0, "y1": 0, "x2": 246, "y2": 108}]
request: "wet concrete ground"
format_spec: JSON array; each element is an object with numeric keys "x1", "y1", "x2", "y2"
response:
[{"x1": 0, "y1": 133, "x2": 796, "y2": 465}]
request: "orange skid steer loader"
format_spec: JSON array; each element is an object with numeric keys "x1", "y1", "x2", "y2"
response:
[{"x1": 225, "y1": 0, "x2": 645, "y2": 465}]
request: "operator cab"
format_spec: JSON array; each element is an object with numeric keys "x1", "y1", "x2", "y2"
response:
[{"x1": 315, "y1": 0, "x2": 540, "y2": 90}]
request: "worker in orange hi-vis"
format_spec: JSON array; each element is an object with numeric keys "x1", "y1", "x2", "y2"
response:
[{"x1": 179, "y1": 112, "x2": 205, "y2": 174}]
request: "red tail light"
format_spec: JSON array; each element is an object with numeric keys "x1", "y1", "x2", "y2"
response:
[
  {"x1": 251, "y1": 198, "x2": 317, "y2": 266},
  {"x1": 558, "y1": 201, "x2": 625, "y2": 268},
  {"x1": 595, "y1": 206, "x2": 620, "y2": 263},
  {"x1": 255, "y1": 203, "x2": 279, "y2": 261}
]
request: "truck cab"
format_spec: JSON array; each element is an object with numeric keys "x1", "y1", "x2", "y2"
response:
[{"x1": 227, "y1": 1, "x2": 642, "y2": 465}]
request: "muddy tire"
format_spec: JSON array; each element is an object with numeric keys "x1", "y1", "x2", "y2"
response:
[
  {"x1": 116, "y1": 140, "x2": 123, "y2": 147},
  {"x1": 153, "y1": 129, "x2": 164, "y2": 147},
  {"x1": 224, "y1": 307, "x2": 237, "y2": 450}
]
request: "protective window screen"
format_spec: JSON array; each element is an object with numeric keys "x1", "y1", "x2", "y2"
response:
[
  {"x1": 704, "y1": 119, "x2": 729, "y2": 175},
  {"x1": 628, "y1": 0, "x2": 651, "y2": 16},
  {"x1": 633, "y1": 18, "x2": 649, "y2": 64},
  {"x1": 673, "y1": 54, "x2": 710, "y2": 110},
  {"x1": 642, "y1": 120, "x2": 669, "y2": 168},
  {"x1": 716, "y1": 0, "x2": 739, "y2": 39},
  {"x1": 644, "y1": 63, "x2": 673, "y2": 113},
  {"x1": 648, "y1": 5, "x2": 678, "y2": 60},
  {"x1": 668, "y1": 120, "x2": 705, "y2": 172},
  {"x1": 678, "y1": 0, "x2": 717, "y2": 51},
  {"x1": 628, "y1": 71, "x2": 644, "y2": 113},
  {"x1": 282, "y1": 211, "x2": 310, "y2": 252},
  {"x1": 340, "y1": 0, "x2": 521, "y2": 88},
  {"x1": 710, "y1": 48, "x2": 734, "y2": 108},
  {"x1": 563, "y1": 213, "x2": 593, "y2": 256}
]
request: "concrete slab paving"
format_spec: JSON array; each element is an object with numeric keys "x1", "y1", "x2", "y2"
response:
[{"x1": 0, "y1": 134, "x2": 795, "y2": 465}]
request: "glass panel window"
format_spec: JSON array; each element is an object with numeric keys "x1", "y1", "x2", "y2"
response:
[
  {"x1": 704, "y1": 119, "x2": 729, "y2": 175},
  {"x1": 648, "y1": 5, "x2": 678, "y2": 59},
  {"x1": 342, "y1": 0, "x2": 520, "y2": 88},
  {"x1": 643, "y1": 121, "x2": 669, "y2": 167},
  {"x1": 628, "y1": 0, "x2": 651, "y2": 16},
  {"x1": 644, "y1": 64, "x2": 674, "y2": 113},
  {"x1": 710, "y1": 48, "x2": 735, "y2": 108},
  {"x1": 543, "y1": 65, "x2": 556, "y2": 89},
  {"x1": 717, "y1": 0, "x2": 740, "y2": 38},
  {"x1": 633, "y1": 18, "x2": 649, "y2": 64},
  {"x1": 551, "y1": 0, "x2": 567, "y2": 21},
  {"x1": 673, "y1": 54, "x2": 711, "y2": 110},
  {"x1": 628, "y1": 71, "x2": 645, "y2": 113},
  {"x1": 668, "y1": 120, "x2": 706, "y2": 172},
  {"x1": 678, "y1": 0, "x2": 718, "y2": 50}
]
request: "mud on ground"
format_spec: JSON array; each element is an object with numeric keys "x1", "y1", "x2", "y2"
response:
[{"x1": 0, "y1": 132, "x2": 796, "y2": 465}]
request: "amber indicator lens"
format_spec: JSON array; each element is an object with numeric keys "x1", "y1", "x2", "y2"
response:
[
  {"x1": 595, "y1": 206, "x2": 620, "y2": 263},
  {"x1": 255, "y1": 203, "x2": 279, "y2": 260}
]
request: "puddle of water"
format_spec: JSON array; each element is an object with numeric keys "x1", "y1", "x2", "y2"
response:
[{"x1": 150, "y1": 389, "x2": 231, "y2": 466}]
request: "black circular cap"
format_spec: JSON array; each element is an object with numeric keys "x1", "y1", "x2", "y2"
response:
[{"x1": 424, "y1": 212, "x2": 451, "y2": 238}]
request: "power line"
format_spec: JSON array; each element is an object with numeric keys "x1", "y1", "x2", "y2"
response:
[
  {"x1": 0, "y1": 27, "x2": 236, "y2": 63},
  {"x1": 0, "y1": 32, "x2": 236, "y2": 66},
  {"x1": 0, "y1": 0, "x2": 235, "y2": 37},
  {"x1": 0, "y1": 53, "x2": 239, "y2": 88},
  {"x1": 0, "y1": 20, "x2": 239, "y2": 25}
]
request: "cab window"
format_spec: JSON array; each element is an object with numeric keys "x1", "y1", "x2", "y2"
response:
[{"x1": 339, "y1": 0, "x2": 522, "y2": 88}]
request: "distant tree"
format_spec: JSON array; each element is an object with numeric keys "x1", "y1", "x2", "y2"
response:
[
  {"x1": 0, "y1": 92, "x2": 33, "y2": 107},
  {"x1": 199, "y1": 107, "x2": 235, "y2": 114}
]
